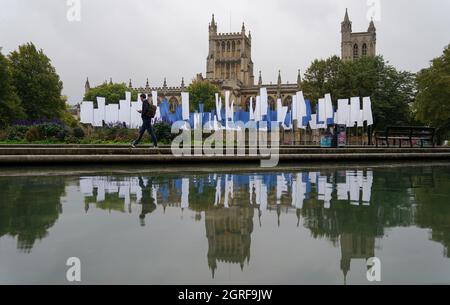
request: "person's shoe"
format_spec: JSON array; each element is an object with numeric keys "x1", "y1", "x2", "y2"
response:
[{"x1": 131, "y1": 142, "x2": 137, "y2": 148}]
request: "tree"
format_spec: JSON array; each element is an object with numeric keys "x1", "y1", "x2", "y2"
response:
[
  {"x1": 414, "y1": 44, "x2": 450, "y2": 142},
  {"x1": 8, "y1": 43, "x2": 66, "y2": 120},
  {"x1": 84, "y1": 83, "x2": 137, "y2": 106},
  {"x1": 303, "y1": 55, "x2": 415, "y2": 131},
  {"x1": 187, "y1": 79, "x2": 220, "y2": 112},
  {"x1": 0, "y1": 50, "x2": 25, "y2": 127}
]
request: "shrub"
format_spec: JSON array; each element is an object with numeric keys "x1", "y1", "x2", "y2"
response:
[
  {"x1": 72, "y1": 126, "x2": 85, "y2": 139},
  {"x1": 25, "y1": 126, "x2": 43, "y2": 142},
  {"x1": 0, "y1": 129, "x2": 8, "y2": 141},
  {"x1": 7, "y1": 125, "x2": 29, "y2": 141},
  {"x1": 37, "y1": 123, "x2": 65, "y2": 138},
  {"x1": 154, "y1": 121, "x2": 175, "y2": 143}
]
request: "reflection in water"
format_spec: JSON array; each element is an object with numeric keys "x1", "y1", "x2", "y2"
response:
[
  {"x1": 0, "y1": 176, "x2": 65, "y2": 252},
  {"x1": 0, "y1": 165, "x2": 449, "y2": 283}
]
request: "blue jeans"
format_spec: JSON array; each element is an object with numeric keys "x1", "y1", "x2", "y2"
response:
[{"x1": 134, "y1": 119, "x2": 158, "y2": 147}]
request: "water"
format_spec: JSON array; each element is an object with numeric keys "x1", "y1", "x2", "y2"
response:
[{"x1": 0, "y1": 163, "x2": 449, "y2": 285}]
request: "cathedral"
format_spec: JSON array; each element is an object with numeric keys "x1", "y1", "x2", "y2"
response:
[
  {"x1": 341, "y1": 9, "x2": 377, "y2": 61},
  {"x1": 85, "y1": 10, "x2": 376, "y2": 110}
]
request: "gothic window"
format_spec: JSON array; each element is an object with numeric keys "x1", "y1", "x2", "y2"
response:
[
  {"x1": 244, "y1": 97, "x2": 251, "y2": 111},
  {"x1": 222, "y1": 41, "x2": 225, "y2": 53},
  {"x1": 232, "y1": 41, "x2": 236, "y2": 56},
  {"x1": 362, "y1": 43, "x2": 367, "y2": 56},
  {"x1": 169, "y1": 97, "x2": 178, "y2": 113},
  {"x1": 268, "y1": 96, "x2": 276, "y2": 111},
  {"x1": 283, "y1": 96, "x2": 293, "y2": 111},
  {"x1": 227, "y1": 41, "x2": 230, "y2": 52},
  {"x1": 353, "y1": 44, "x2": 359, "y2": 59},
  {"x1": 216, "y1": 42, "x2": 220, "y2": 54}
]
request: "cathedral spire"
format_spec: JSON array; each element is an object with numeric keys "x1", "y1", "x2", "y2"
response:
[
  {"x1": 368, "y1": 18, "x2": 376, "y2": 32},
  {"x1": 277, "y1": 70, "x2": 282, "y2": 86},
  {"x1": 146, "y1": 78, "x2": 149, "y2": 89},
  {"x1": 128, "y1": 79, "x2": 132, "y2": 88},
  {"x1": 344, "y1": 8, "x2": 350, "y2": 23},
  {"x1": 241, "y1": 22, "x2": 246, "y2": 34},
  {"x1": 85, "y1": 77, "x2": 90, "y2": 94},
  {"x1": 163, "y1": 77, "x2": 167, "y2": 88},
  {"x1": 341, "y1": 8, "x2": 352, "y2": 33},
  {"x1": 109, "y1": 78, "x2": 113, "y2": 85},
  {"x1": 209, "y1": 14, "x2": 217, "y2": 34},
  {"x1": 297, "y1": 69, "x2": 302, "y2": 89},
  {"x1": 258, "y1": 71, "x2": 262, "y2": 86}
]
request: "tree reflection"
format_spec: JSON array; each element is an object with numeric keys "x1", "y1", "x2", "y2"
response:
[{"x1": 0, "y1": 176, "x2": 65, "y2": 253}]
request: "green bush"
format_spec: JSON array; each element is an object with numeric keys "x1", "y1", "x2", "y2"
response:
[
  {"x1": 25, "y1": 126, "x2": 43, "y2": 142},
  {"x1": 0, "y1": 129, "x2": 8, "y2": 141},
  {"x1": 6, "y1": 125, "x2": 29, "y2": 141},
  {"x1": 72, "y1": 126, "x2": 85, "y2": 139},
  {"x1": 37, "y1": 123, "x2": 65, "y2": 138},
  {"x1": 154, "y1": 121, "x2": 175, "y2": 143}
]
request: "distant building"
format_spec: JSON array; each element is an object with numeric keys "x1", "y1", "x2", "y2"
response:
[
  {"x1": 85, "y1": 10, "x2": 376, "y2": 109},
  {"x1": 341, "y1": 9, "x2": 377, "y2": 61}
]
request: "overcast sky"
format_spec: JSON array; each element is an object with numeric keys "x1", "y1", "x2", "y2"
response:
[{"x1": 1, "y1": 0, "x2": 449, "y2": 104}]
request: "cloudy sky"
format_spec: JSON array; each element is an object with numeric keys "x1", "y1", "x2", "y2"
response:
[{"x1": 1, "y1": 0, "x2": 449, "y2": 104}]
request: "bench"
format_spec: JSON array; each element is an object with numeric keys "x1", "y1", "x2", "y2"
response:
[{"x1": 375, "y1": 126, "x2": 436, "y2": 148}]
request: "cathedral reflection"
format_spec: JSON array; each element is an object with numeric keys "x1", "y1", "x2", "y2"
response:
[
  {"x1": 205, "y1": 206, "x2": 254, "y2": 278},
  {"x1": 75, "y1": 168, "x2": 434, "y2": 279},
  {"x1": 0, "y1": 166, "x2": 448, "y2": 281}
]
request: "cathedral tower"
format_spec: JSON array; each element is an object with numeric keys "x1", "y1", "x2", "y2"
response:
[
  {"x1": 206, "y1": 14, "x2": 254, "y2": 87},
  {"x1": 341, "y1": 9, "x2": 376, "y2": 61}
]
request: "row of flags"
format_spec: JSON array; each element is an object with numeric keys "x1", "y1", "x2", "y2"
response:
[
  {"x1": 79, "y1": 170, "x2": 374, "y2": 212},
  {"x1": 79, "y1": 88, "x2": 374, "y2": 129}
]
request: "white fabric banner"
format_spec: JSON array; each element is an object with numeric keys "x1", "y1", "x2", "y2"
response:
[
  {"x1": 181, "y1": 92, "x2": 190, "y2": 120},
  {"x1": 324, "y1": 93, "x2": 334, "y2": 122},
  {"x1": 337, "y1": 99, "x2": 349, "y2": 125},
  {"x1": 80, "y1": 101, "x2": 94, "y2": 124},
  {"x1": 151, "y1": 91, "x2": 158, "y2": 106},
  {"x1": 105, "y1": 104, "x2": 119, "y2": 124},
  {"x1": 291, "y1": 95, "x2": 297, "y2": 124},
  {"x1": 255, "y1": 96, "x2": 262, "y2": 122},
  {"x1": 362, "y1": 97, "x2": 374, "y2": 126},
  {"x1": 119, "y1": 100, "x2": 131, "y2": 126},
  {"x1": 215, "y1": 93, "x2": 222, "y2": 121},
  {"x1": 309, "y1": 114, "x2": 317, "y2": 130},
  {"x1": 296, "y1": 91, "x2": 307, "y2": 124},
  {"x1": 130, "y1": 102, "x2": 141, "y2": 128},
  {"x1": 249, "y1": 97, "x2": 254, "y2": 121},
  {"x1": 350, "y1": 97, "x2": 361, "y2": 126},
  {"x1": 260, "y1": 88, "x2": 268, "y2": 116},
  {"x1": 318, "y1": 98, "x2": 326, "y2": 123},
  {"x1": 93, "y1": 109, "x2": 103, "y2": 127}
]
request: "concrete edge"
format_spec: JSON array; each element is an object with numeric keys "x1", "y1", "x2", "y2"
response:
[{"x1": 0, "y1": 153, "x2": 449, "y2": 165}]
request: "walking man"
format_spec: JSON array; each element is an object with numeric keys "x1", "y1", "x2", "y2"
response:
[{"x1": 132, "y1": 94, "x2": 158, "y2": 148}]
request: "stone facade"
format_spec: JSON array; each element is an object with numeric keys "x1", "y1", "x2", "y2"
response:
[
  {"x1": 85, "y1": 11, "x2": 376, "y2": 110},
  {"x1": 341, "y1": 9, "x2": 377, "y2": 61}
]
